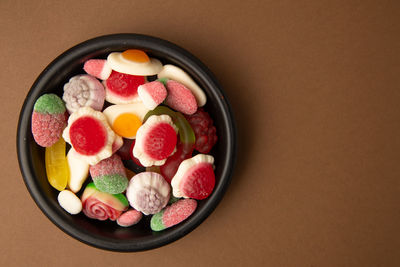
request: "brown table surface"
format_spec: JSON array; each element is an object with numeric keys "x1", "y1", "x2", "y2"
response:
[{"x1": 1, "y1": 0, "x2": 399, "y2": 266}]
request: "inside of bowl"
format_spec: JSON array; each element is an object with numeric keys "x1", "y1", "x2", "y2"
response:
[{"x1": 18, "y1": 34, "x2": 235, "y2": 251}]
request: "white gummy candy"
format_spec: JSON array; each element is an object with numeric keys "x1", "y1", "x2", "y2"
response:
[
  {"x1": 57, "y1": 190, "x2": 82, "y2": 215},
  {"x1": 67, "y1": 148, "x2": 89, "y2": 193}
]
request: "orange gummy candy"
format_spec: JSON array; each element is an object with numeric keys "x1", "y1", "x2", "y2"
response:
[{"x1": 122, "y1": 49, "x2": 150, "y2": 63}]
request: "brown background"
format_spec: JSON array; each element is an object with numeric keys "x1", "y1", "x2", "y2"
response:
[{"x1": 1, "y1": 0, "x2": 399, "y2": 266}]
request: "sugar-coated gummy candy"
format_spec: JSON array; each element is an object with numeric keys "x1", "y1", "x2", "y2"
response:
[
  {"x1": 117, "y1": 209, "x2": 143, "y2": 227},
  {"x1": 31, "y1": 93, "x2": 67, "y2": 147},
  {"x1": 62, "y1": 107, "x2": 115, "y2": 165},
  {"x1": 125, "y1": 172, "x2": 170, "y2": 215},
  {"x1": 45, "y1": 138, "x2": 69, "y2": 191},
  {"x1": 171, "y1": 154, "x2": 215, "y2": 200},
  {"x1": 67, "y1": 148, "x2": 89, "y2": 193},
  {"x1": 81, "y1": 182, "x2": 128, "y2": 221},
  {"x1": 58, "y1": 190, "x2": 82, "y2": 215},
  {"x1": 107, "y1": 49, "x2": 163, "y2": 76},
  {"x1": 150, "y1": 198, "x2": 197, "y2": 231},
  {"x1": 83, "y1": 59, "x2": 112, "y2": 80},
  {"x1": 89, "y1": 154, "x2": 128, "y2": 194},
  {"x1": 165, "y1": 80, "x2": 198, "y2": 115},
  {"x1": 132, "y1": 115, "x2": 178, "y2": 167},
  {"x1": 185, "y1": 108, "x2": 218, "y2": 154},
  {"x1": 62, "y1": 74, "x2": 106, "y2": 114},
  {"x1": 137, "y1": 81, "x2": 167, "y2": 110},
  {"x1": 157, "y1": 64, "x2": 207, "y2": 107}
]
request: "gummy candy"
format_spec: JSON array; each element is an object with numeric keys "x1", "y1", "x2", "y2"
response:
[
  {"x1": 150, "y1": 198, "x2": 197, "y2": 231},
  {"x1": 143, "y1": 106, "x2": 195, "y2": 145},
  {"x1": 185, "y1": 108, "x2": 217, "y2": 154},
  {"x1": 45, "y1": 138, "x2": 69, "y2": 191},
  {"x1": 143, "y1": 106, "x2": 195, "y2": 182}
]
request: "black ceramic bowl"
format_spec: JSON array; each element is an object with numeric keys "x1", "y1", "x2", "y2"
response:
[{"x1": 17, "y1": 33, "x2": 236, "y2": 251}]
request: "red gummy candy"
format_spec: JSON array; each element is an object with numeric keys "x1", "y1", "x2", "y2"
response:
[
  {"x1": 180, "y1": 162, "x2": 215, "y2": 200},
  {"x1": 143, "y1": 123, "x2": 177, "y2": 160},
  {"x1": 160, "y1": 142, "x2": 194, "y2": 183},
  {"x1": 117, "y1": 139, "x2": 144, "y2": 167},
  {"x1": 185, "y1": 108, "x2": 217, "y2": 154},
  {"x1": 69, "y1": 116, "x2": 107, "y2": 155},
  {"x1": 129, "y1": 139, "x2": 144, "y2": 167},
  {"x1": 105, "y1": 71, "x2": 145, "y2": 99},
  {"x1": 117, "y1": 138, "x2": 133, "y2": 160}
]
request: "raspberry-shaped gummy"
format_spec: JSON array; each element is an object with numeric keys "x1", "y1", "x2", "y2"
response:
[{"x1": 185, "y1": 108, "x2": 217, "y2": 154}]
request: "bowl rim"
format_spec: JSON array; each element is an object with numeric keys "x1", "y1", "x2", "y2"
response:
[{"x1": 16, "y1": 33, "x2": 237, "y2": 252}]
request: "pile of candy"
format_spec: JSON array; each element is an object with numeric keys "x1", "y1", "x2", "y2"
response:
[{"x1": 31, "y1": 49, "x2": 218, "y2": 231}]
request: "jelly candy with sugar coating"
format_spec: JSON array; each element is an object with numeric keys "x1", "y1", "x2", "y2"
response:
[
  {"x1": 150, "y1": 198, "x2": 197, "y2": 231},
  {"x1": 89, "y1": 154, "x2": 128, "y2": 194},
  {"x1": 185, "y1": 108, "x2": 217, "y2": 154},
  {"x1": 137, "y1": 81, "x2": 167, "y2": 110},
  {"x1": 164, "y1": 80, "x2": 198, "y2": 115},
  {"x1": 31, "y1": 93, "x2": 67, "y2": 147}
]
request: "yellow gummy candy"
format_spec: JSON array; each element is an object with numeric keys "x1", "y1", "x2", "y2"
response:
[{"x1": 45, "y1": 138, "x2": 69, "y2": 191}]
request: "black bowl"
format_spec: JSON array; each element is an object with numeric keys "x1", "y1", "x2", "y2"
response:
[{"x1": 17, "y1": 33, "x2": 236, "y2": 251}]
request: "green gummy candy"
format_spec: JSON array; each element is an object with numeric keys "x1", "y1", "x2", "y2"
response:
[
  {"x1": 93, "y1": 174, "x2": 128, "y2": 194},
  {"x1": 168, "y1": 194, "x2": 180, "y2": 205},
  {"x1": 34, "y1": 94, "x2": 66, "y2": 114},
  {"x1": 157, "y1": 77, "x2": 168, "y2": 86},
  {"x1": 150, "y1": 210, "x2": 166, "y2": 231}
]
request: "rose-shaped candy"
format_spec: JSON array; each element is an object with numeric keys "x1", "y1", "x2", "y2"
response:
[
  {"x1": 81, "y1": 182, "x2": 129, "y2": 221},
  {"x1": 82, "y1": 196, "x2": 123, "y2": 221}
]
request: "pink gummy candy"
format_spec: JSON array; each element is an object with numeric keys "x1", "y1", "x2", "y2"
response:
[
  {"x1": 165, "y1": 80, "x2": 197, "y2": 115},
  {"x1": 117, "y1": 209, "x2": 143, "y2": 227},
  {"x1": 31, "y1": 112, "x2": 67, "y2": 147},
  {"x1": 163, "y1": 198, "x2": 197, "y2": 228},
  {"x1": 137, "y1": 81, "x2": 167, "y2": 110},
  {"x1": 83, "y1": 59, "x2": 112, "y2": 80},
  {"x1": 89, "y1": 154, "x2": 126, "y2": 178}
]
